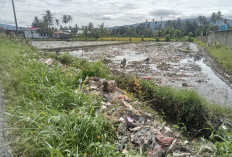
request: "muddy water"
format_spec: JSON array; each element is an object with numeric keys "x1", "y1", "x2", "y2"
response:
[{"x1": 63, "y1": 42, "x2": 232, "y2": 106}]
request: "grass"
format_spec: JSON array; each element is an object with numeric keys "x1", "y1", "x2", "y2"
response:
[
  {"x1": 0, "y1": 35, "x2": 122, "y2": 157},
  {"x1": 197, "y1": 40, "x2": 232, "y2": 74},
  {"x1": 206, "y1": 45, "x2": 232, "y2": 74}
]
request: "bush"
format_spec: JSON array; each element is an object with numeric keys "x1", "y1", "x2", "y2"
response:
[
  {"x1": 156, "y1": 37, "x2": 160, "y2": 42},
  {"x1": 58, "y1": 53, "x2": 74, "y2": 65},
  {"x1": 165, "y1": 35, "x2": 171, "y2": 42}
]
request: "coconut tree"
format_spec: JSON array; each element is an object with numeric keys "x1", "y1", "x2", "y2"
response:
[
  {"x1": 32, "y1": 16, "x2": 40, "y2": 27},
  {"x1": 55, "y1": 19, "x2": 60, "y2": 29},
  {"x1": 216, "y1": 11, "x2": 223, "y2": 25},
  {"x1": 67, "y1": 15, "x2": 72, "y2": 26},
  {"x1": 43, "y1": 10, "x2": 54, "y2": 27},
  {"x1": 98, "y1": 23, "x2": 108, "y2": 39},
  {"x1": 62, "y1": 15, "x2": 68, "y2": 27},
  {"x1": 211, "y1": 12, "x2": 217, "y2": 24}
]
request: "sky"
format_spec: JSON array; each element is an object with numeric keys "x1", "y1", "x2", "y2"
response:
[{"x1": 0, "y1": 0, "x2": 232, "y2": 27}]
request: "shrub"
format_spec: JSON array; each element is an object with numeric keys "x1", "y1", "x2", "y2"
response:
[
  {"x1": 58, "y1": 53, "x2": 74, "y2": 65},
  {"x1": 165, "y1": 35, "x2": 171, "y2": 42}
]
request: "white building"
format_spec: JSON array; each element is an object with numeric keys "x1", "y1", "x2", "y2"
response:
[{"x1": 24, "y1": 27, "x2": 49, "y2": 39}]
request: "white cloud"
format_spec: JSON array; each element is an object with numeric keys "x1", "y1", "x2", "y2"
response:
[{"x1": 0, "y1": 0, "x2": 231, "y2": 27}]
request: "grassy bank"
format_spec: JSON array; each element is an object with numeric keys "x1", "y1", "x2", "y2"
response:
[
  {"x1": 198, "y1": 41, "x2": 232, "y2": 74},
  {"x1": 0, "y1": 35, "x2": 122, "y2": 157}
]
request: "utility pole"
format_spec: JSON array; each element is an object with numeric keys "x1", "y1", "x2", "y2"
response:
[
  {"x1": 161, "y1": 16, "x2": 162, "y2": 29},
  {"x1": 11, "y1": 0, "x2": 18, "y2": 34}
]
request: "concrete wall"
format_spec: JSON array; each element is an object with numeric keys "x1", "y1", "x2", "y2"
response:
[{"x1": 207, "y1": 30, "x2": 232, "y2": 49}]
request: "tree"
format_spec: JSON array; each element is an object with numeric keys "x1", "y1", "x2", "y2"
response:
[
  {"x1": 216, "y1": 11, "x2": 223, "y2": 25},
  {"x1": 32, "y1": 16, "x2": 40, "y2": 27},
  {"x1": 197, "y1": 16, "x2": 209, "y2": 36},
  {"x1": 62, "y1": 15, "x2": 68, "y2": 27},
  {"x1": 98, "y1": 23, "x2": 108, "y2": 39},
  {"x1": 55, "y1": 19, "x2": 60, "y2": 29},
  {"x1": 174, "y1": 30, "x2": 182, "y2": 40},
  {"x1": 67, "y1": 15, "x2": 72, "y2": 26},
  {"x1": 211, "y1": 12, "x2": 217, "y2": 24},
  {"x1": 43, "y1": 10, "x2": 54, "y2": 27}
]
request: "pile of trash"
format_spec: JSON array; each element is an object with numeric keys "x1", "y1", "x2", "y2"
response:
[{"x1": 84, "y1": 77, "x2": 215, "y2": 157}]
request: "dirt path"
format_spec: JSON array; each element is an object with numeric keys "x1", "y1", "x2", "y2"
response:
[{"x1": 0, "y1": 85, "x2": 11, "y2": 157}]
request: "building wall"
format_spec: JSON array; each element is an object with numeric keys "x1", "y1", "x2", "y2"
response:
[
  {"x1": 24, "y1": 30, "x2": 48, "y2": 39},
  {"x1": 207, "y1": 30, "x2": 232, "y2": 49}
]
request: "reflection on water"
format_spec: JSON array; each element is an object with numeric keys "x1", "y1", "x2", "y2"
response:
[{"x1": 181, "y1": 55, "x2": 232, "y2": 106}]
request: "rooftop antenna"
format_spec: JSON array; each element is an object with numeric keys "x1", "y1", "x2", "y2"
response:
[{"x1": 11, "y1": 0, "x2": 18, "y2": 34}]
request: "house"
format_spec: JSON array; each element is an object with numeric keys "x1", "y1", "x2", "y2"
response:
[
  {"x1": 0, "y1": 27, "x2": 6, "y2": 34},
  {"x1": 76, "y1": 30, "x2": 84, "y2": 37},
  {"x1": 24, "y1": 27, "x2": 49, "y2": 39},
  {"x1": 53, "y1": 30, "x2": 71, "y2": 39}
]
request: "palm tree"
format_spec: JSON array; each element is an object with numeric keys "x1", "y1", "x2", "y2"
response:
[
  {"x1": 62, "y1": 15, "x2": 68, "y2": 27},
  {"x1": 43, "y1": 10, "x2": 54, "y2": 27},
  {"x1": 211, "y1": 12, "x2": 217, "y2": 24},
  {"x1": 98, "y1": 23, "x2": 108, "y2": 39},
  {"x1": 55, "y1": 19, "x2": 59, "y2": 29},
  {"x1": 216, "y1": 11, "x2": 223, "y2": 25},
  {"x1": 32, "y1": 16, "x2": 40, "y2": 27},
  {"x1": 67, "y1": 15, "x2": 72, "y2": 26}
]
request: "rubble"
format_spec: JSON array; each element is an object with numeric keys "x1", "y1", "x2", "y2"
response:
[{"x1": 82, "y1": 76, "x2": 210, "y2": 156}]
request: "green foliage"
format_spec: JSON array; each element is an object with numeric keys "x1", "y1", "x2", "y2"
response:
[
  {"x1": 216, "y1": 139, "x2": 232, "y2": 156},
  {"x1": 204, "y1": 44, "x2": 232, "y2": 74},
  {"x1": 156, "y1": 37, "x2": 160, "y2": 42},
  {"x1": 165, "y1": 34, "x2": 171, "y2": 42},
  {"x1": 0, "y1": 36, "x2": 121, "y2": 156},
  {"x1": 58, "y1": 53, "x2": 75, "y2": 65}
]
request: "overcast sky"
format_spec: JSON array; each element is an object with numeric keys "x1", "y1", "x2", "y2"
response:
[{"x1": 0, "y1": 0, "x2": 232, "y2": 27}]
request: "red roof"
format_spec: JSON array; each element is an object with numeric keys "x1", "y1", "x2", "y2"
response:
[
  {"x1": 54, "y1": 30, "x2": 63, "y2": 34},
  {"x1": 24, "y1": 27, "x2": 39, "y2": 31}
]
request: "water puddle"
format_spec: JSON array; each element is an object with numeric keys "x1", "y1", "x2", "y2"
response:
[{"x1": 181, "y1": 56, "x2": 232, "y2": 106}]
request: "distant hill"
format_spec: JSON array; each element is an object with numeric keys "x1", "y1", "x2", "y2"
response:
[
  {"x1": 0, "y1": 23, "x2": 24, "y2": 31},
  {"x1": 109, "y1": 18, "x2": 232, "y2": 30}
]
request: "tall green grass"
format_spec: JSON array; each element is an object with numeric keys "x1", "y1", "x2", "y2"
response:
[{"x1": 0, "y1": 35, "x2": 122, "y2": 157}]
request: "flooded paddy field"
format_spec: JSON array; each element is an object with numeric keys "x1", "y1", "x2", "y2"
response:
[{"x1": 44, "y1": 41, "x2": 231, "y2": 106}]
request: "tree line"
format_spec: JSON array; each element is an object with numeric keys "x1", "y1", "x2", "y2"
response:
[
  {"x1": 31, "y1": 10, "x2": 108, "y2": 39},
  {"x1": 30, "y1": 10, "x2": 230, "y2": 40}
]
